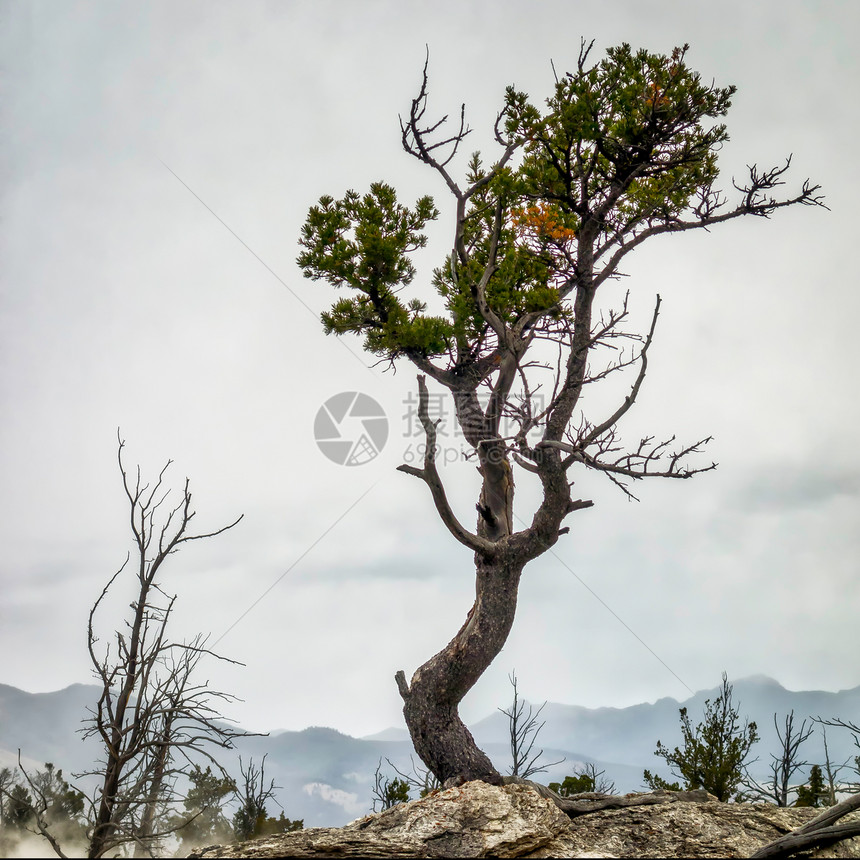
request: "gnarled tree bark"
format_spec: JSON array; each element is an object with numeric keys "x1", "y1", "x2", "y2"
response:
[
  {"x1": 396, "y1": 376, "x2": 586, "y2": 786},
  {"x1": 396, "y1": 553, "x2": 525, "y2": 785}
]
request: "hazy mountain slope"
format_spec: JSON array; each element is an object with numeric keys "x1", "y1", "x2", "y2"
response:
[
  {"x1": 469, "y1": 675, "x2": 860, "y2": 779},
  {"x1": 0, "y1": 683, "x2": 103, "y2": 776},
  {"x1": 1, "y1": 676, "x2": 858, "y2": 828}
]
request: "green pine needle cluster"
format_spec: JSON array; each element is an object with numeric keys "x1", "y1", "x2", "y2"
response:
[{"x1": 298, "y1": 43, "x2": 737, "y2": 364}]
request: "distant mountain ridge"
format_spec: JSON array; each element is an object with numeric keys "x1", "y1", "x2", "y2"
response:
[
  {"x1": 1, "y1": 676, "x2": 858, "y2": 828},
  {"x1": 470, "y1": 675, "x2": 860, "y2": 772}
]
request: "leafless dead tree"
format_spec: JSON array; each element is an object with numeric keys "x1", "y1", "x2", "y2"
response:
[
  {"x1": 370, "y1": 760, "x2": 411, "y2": 813},
  {"x1": 815, "y1": 717, "x2": 860, "y2": 796},
  {"x1": 749, "y1": 716, "x2": 860, "y2": 857},
  {"x1": 232, "y1": 756, "x2": 280, "y2": 840},
  {"x1": 742, "y1": 711, "x2": 813, "y2": 806},
  {"x1": 386, "y1": 756, "x2": 442, "y2": 799},
  {"x1": 574, "y1": 762, "x2": 616, "y2": 795},
  {"x1": 819, "y1": 724, "x2": 853, "y2": 806},
  {"x1": 80, "y1": 434, "x2": 250, "y2": 859},
  {"x1": 499, "y1": 673, "x2": 564, "y2": 779}
]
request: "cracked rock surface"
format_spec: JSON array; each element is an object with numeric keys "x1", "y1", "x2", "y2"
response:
[{"x1": 187, "y1": 780, "x2": 860, "y2": 859}]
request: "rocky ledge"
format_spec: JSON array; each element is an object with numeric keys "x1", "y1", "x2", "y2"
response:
[{"x1": 187, "y1": 780, "x2": 860, "y2": 858}]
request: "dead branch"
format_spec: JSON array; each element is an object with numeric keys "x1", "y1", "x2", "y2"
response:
[
  {"x1": 741, "y1": 711, "x2": 814, "y2": 806},
  {"x1": 582, "y1": 295, "x2": 661, "y2": 446},
  {"x1": 399, "y1": 47, "x2": 470, "y2": 198},
  {"x1": 79, "y1": 435, "x2": 252, "y2": 859},
  {"x1": 593, "y1": 161, "x2": 826, "y2": 292},
  {"x1": 397, "y1": 375, "x2": 496, "y2": 556},
  {"x1": 504, "y1": 777, "x2": 715, "y2": 818},
  {"x1": 499, "y1": 673, "x2": 564, "y2": 779},
  {"x1": 750, "y1": 792, "x2": 860, "y2": 858}
]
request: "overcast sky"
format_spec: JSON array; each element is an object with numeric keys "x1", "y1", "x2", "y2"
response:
[{"x1": 2, "y1": 1, "x2": 859, "y2": 739}]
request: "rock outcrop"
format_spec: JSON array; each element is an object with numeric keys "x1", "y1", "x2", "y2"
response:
[{"x1": 187, "y1": 780, "x2": 860, "y2": 859}]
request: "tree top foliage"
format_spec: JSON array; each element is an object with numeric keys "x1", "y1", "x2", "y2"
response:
[{"x1": 297, "y1": 41, "x2": 821, "y2": 368}]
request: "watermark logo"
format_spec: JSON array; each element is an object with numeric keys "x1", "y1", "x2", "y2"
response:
[{"x1": 314, "y1": 392, "x2": 389, "y2": 466}]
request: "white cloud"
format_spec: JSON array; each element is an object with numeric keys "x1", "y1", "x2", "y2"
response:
[{"x1": 302, "y1": 782, "x2": 364, "y2": 816}]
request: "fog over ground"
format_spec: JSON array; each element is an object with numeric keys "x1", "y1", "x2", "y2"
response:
[{"x1": 1, "y1": 1, "x2": 858, "y2": 739}]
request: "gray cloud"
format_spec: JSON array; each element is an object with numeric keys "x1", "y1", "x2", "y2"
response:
[
  {"x1": 736, "y1": 465, "x2": 860, "y2": 512},
  {"x1": 1, "y1": 0, "x2": 858, "y2": 740}
]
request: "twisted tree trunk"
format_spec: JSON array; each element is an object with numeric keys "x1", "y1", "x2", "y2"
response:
[
  {"x1": 396, "y1": 550, "x2": 524, "y2": 785},
  {"x1": 394, "y1": 376, "x2": 576, "y2": 786}
]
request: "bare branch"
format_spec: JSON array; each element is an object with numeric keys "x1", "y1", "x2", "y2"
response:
[
  {"x1": 593, "y1": 163, "x2": 826, "y2": 291},
  {"x1": 80, "y1": 438, "x2": 253, "y2": 858},
  {"x1": 540, "y1": 433, "x2": 716, "y2": 502},
  {"x1": 582, "y1": 295, "x2": 661, "y2": 446},
  {"x1": 500, "y1": 673, "x2": 564, "y2": 779},
  {"x1": 397, "y1": 376, "x2": 496, "y2": 556},
  {"x1": 399, "y1": 47, "x2": 469, "y2": 199},
  {"x1": 385, "y1": 755, "x2": 442, "y2": 799},
  {"x1": 750, "y1": 793, "x2": 860, "y2": 858},
  {"x1": 472, "y1": 199, "x2": 512, "y2": 345},
  {"x1": 741, "y1": 711, "x2": 814, "y2": 806}
]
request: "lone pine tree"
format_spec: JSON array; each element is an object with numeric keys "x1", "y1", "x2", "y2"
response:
[
  {"x1": 644, "y1": 673, "x2": 759, "y2": 801},
  {"x1": 298, "y1": 42, "x2": 824, "y2": 787}
]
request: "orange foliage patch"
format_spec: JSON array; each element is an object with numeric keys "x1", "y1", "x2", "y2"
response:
[
  {"x1": 644, "y1": 81, "x2": 671, "y2": 109},
  {"x1": 510, "y1": 202, "x2": 577, "y2": 246}
]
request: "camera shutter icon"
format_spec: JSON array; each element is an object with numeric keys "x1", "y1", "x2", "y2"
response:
[{"x1": 314, "y1": 392, "x2": 389, "y2": 466}]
